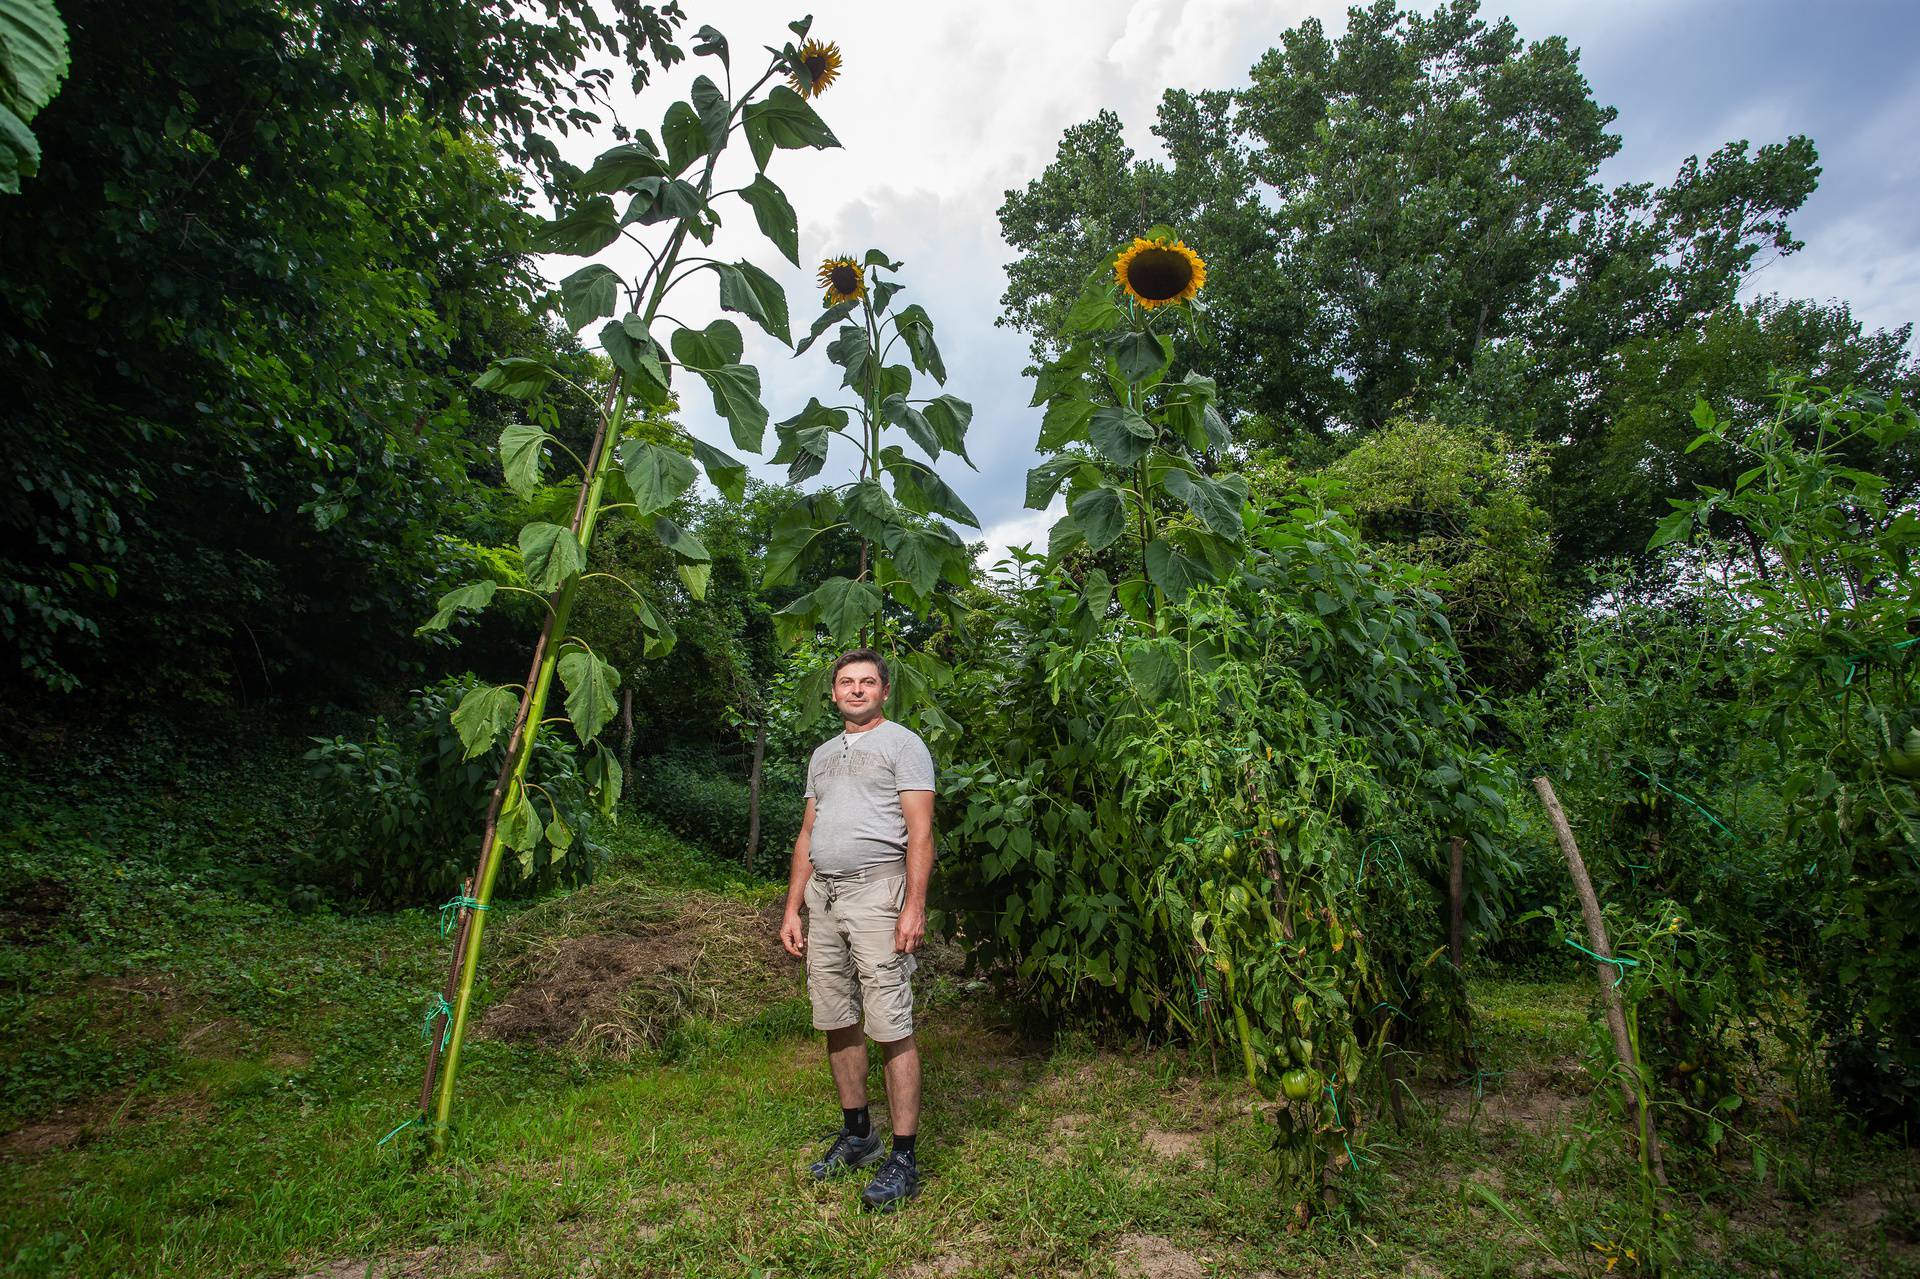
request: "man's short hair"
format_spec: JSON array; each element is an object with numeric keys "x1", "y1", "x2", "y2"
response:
[{"x1": 830, "y1": 648, "x2": 890, "y2": 688}]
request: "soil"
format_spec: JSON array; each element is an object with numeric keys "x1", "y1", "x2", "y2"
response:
[
  {"x1": 1142, "y1": 1129, "x2": 1204, "y2": 1165},
  {"x1": 1112, "y1": 1233, "x2": 1205, "y2": 1279}
]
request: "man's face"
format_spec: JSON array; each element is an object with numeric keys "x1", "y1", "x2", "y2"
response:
[{"x1": 831, "y1": 661, "x2": 887, "y2": 724}]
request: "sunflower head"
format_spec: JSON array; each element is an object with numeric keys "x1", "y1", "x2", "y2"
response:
[
  {"x1": 1115, "y1": 235, "x2": 1206, "y2": 309},
  {"x1": 789, "y1": 38, "x2": 843, "y2": 99},
  {"x1": 818, "y1": 256, "x2": 865, "y2": 306}
]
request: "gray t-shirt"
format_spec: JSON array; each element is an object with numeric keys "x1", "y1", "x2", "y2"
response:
[{"x1": 804, "y1": 719, "x2": 935, "y2": 875}]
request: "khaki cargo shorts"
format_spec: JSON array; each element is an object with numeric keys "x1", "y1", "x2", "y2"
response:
[{"x1": 803, "y1": 860, "x2": 916, "y2": 1043}]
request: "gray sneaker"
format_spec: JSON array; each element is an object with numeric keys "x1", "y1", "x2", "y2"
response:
[
  {"x1": 810, "y1": 1127, "x2": 883, "y2": 1179},
  {"x1": 861, "y1": 1152, "x2": 921, "y2": 1211}
]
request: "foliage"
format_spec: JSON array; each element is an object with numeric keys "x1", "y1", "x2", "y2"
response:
[
  {"x1": 632, "y1": 747, "x2": 803, "y2": 869},
  {"x1": 1322, "y1": 419, "x2": 1557, "y2": 695},
  {"x1": 768, "y1": 249, "x2": 978, "y2": 731},
  {"x1": 305, "y1": 676, "x2": 606, "y2": 906},
  {"x1": 0, "y1": 0, "x2": 68, "y2": 192},
  {"x1": 944, "y1": 476, "x2": 1516, "y2": 1210}
]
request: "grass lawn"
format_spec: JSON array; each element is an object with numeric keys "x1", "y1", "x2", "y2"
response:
[{"x1": 4, "y1": 808, "x2": 1917, "y2": 1277}]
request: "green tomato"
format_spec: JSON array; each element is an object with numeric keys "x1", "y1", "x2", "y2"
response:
[
  {"x1": 1887, "y1": 726, "x2": 1920, "y2": 779},
  {"x1": 1280, "y1": 1067, "x2": 1322, "y2": 1101}
]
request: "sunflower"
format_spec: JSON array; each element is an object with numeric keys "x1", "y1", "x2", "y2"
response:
[
  {"x1": 789, "y1": 38, "x2": 843, "y2": 99},
  {"x1": 818, "y1": 256, "x2": 865, "y2": 306},
  {"x1": 1115, "y1": 236, "x2": 1206, "y2": 309}
]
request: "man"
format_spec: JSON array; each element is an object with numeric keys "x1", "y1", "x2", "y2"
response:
[{"x1": 779, "y1": 648, "x2": 935, "y2": 1211}]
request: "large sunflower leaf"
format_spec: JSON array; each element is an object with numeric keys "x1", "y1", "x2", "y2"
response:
[
  {"x1": 922, "y1": 395, "x2": 975, "y2": 466},
  {"x1": 843, "y1": 480, "x2": 902, "y2": 544},
  {"x1": 795, "y1": 299, "x2": 860, "y2": 356},
  {"x1": 780, "y1": 576, "x2": 882, "y2": 646},
  {"x1": 893, "y1": 304, "x2": 946, "y2": 384},
  {"x1": 1038, "y1": 394, "x2": 1095, "y2": 451},
  {"x1": 578, "y1": 142, "x2": 667, "y2": 194},
  {"x1": 452, "y1": 683, "x2": 521, "y2": 760},
  {"x1": 1089, "y1": 405, "x2": 1155, "y2": 466},
  {"x1": 558, "y1": 645, "x2": 621, "y2": 744},
  {"x1": 689, "y1": 437, "x2": 748, "y2": 500},
  {"x1": 1046, "y1": 514, "x2": 1086, "y2": 563},
  {"x1": 741, "y1": 85, "x2": 841, "y2": 170},
  {"x1": 475, "y1": 358, "x2": 559, "y2": 401},
  {"x1": 772, "y1": 422, "x2": 831, "y2": 483},
  {"x1": 417, "y1": 581, "x2": 498, "y2": 636},
  {"x1": 558, "y1": 263, "x2": 620, "y2": 331},
  {"x1": 1160, "y1": 467, "x2": 1245, "y2": 540},
  {"x1": 662, "y1": 99, "x2": 709, "y2": 172},
  {"x1": 883, "y1": 524, "x2": 948, "y2": 597},
  {"x1": 692, "y1": 24, "x2": 728, "y2": 65},
  {"x1": 678, "y1": 560, "x2": 712, "y2": 599},
  {"x1": 600, "y1": 319, "x2": 672, "y2": 405},
  {"x1": 691, "y1": 75, "x2": 730, "y2": 150},
  {"x1": 519, "y1": 522, "x2": 584, "y2": 592},
  {"x1": 1025, "y1": 456, "x2": 1097, "y2": 510},
  {"x1": 737, "y1": 174, "x2": 799, "y2": 265},
  {"x1": 652, "y1": 514, "x2": 711, "y2": 563},
  {"x1": 539, "y1": 195, "x2": 621, "y2": 255},
  {"x1": 631, "y1": 594, "x2": 677, "y2": 659},
  {"x1": 1105, "y1": 329, "x2": 1171, "y2": 385},
  {"x1": 713, "y1": 260, "x2": 791, "y2": 346},
  {"x1": 670, "y1": 318, "x2": 744, "y2": 371},
  {"x1": 825, "y1": 325, "x2": 872, "y2": 388},
  {"x1": 498, "y1": 424, "x2": 551, "y2": 498},
  {"x1": 620, "y1": 440, "x2": 698, "y2": 516},
  {"x1": 880, "y1": 394, "x2": 940, "y2": 460},
  {"x1": 1145, "y1": 536, "x2": 1210, "y2": 601},
  {"x1": 1063, "y1": 277, "x2": 1124, "y2": 335},
  {"x1": 1029, "y1": 351, "x2": 1091, "y2": 407},
  {"x1": 0, "y1": 0, "x2": 69, "y2": 119},
  {"x1": 1069, "y1": 486, "x2": 1128, "y2": 551},
  {"x1": 887, "y1": 458, "x2": 979, "y2": 528},
  {"x1": 497, "y1": 782, "x2": 540, "y2": 855},
  {"x1": 693, "y1": 364, "x2": 768, "y2": 451},
  {"x1": 1, "y1": 104, "x2": 41, "y2": 193},
  {"x1": 764, "y1": 500, "x2": 840, "y2": 588}
]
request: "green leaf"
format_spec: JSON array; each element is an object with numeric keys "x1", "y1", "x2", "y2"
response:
[
  {"x1": 691, "y1": 24, "x2": 728, "y2": 64},
  {"x1": 1047, "y1": 514, "x2": 1086, "y2": 562},
  {"x1": 652, "y1": 514, "x2": 710, "y2": 562},
  {"x1": 1125, "y1": 641, "x2": 1180, "y2": 702},
  {"x1": 1089, "y1": 405, "x2": 1155, "y2": 466},
  {"x1": 497, "y1": 782, "x2": 539, "y2": 853},
  {"x1": 662, "y1": 100, "x2": 709, "y2": 171},
  {"x1": 795, "y1": 299, "x2": 859, "y2": 355},
  {"x1": 887, "y1": 457, "x2": 980, "y2": 527},
  {"x1": 538, "y1": 195, "x2": 621, "y2": 255},
  {"x1": 1039, "y1": 395, "x2": 1094, "y2": 450},
  {"x1": 475, "y1": 358, "x2": 559, "y2": 401},
  {"x1": 600, "y1": 318, "x2": 671, "y2": 405},
  {"x1": 713, "y1": 260, "x2": 791, "y2": 345},
  {"x1": 519, "y1": 522, "x2": 584, "y2": 592},
  {"x1": 1648, "y1": 506, "x2": 1695, "y2": 551},
  {"x1": 922, "y1": 395, "x2": 975, "y2": 466},
  {"x1": 1160, "y1": 467, "x2": 1244, "y2": 540},
  {"x1": 678, "y1": 559, "x2": 713, "y2": 599},
  {"x1": 893, "y1": 304, "x2": 946, "y2": 384},
  {"x1": 585, "y1": 749, "x2": 624, "y2": 814},
  {"x1": 1029, "y1": 358, "x2": 1089, "y2": 408},
  {"x1": 417, "y1": 581, "x2": 498, "y2": 636},
  {"x1": 825, "y1": 325, "x2": 873, "y2": 389},
  {"x1": 692, "y1": 364, "x2": 769, "y2": 451},
  {"x1": 691, "y1": 75, "x2": 730, "y2": 149},
  {"x1": 783, "y1": 576, "x2": 882, "y2": 645},
  {"x1": 545, "y1": 809, "x2": 575, "y2": 854},
  {"x1": 843, "y1": 480, "x2": 902, "y2": 543},
  {"x1": 772, "y1": 421, "x2": 831, "y2": 483},
  {"x1": 0, "y1": 0, "x2": 69, "y2": 122},
  {"x1": 883, "y1": 524, "x2": 949, "y2": 596},
  {"x1": 1063, "y1": 280, "x2": 1124, "y2": 335},
  {"x1": 1145, "y1": 536, "x2": 1209, "y2": 601},
  {"x1": 881, "y1": 394, "x2": 941, "y2": 459},
  {"x1": 740, "y1": 84, "x2": 841, "y2": 170},
  {"x1": 669, "y1": 318, "x2": 744, "y2": 371},
  {"x1": 764, "y1": 499, "x2": 839, "y2": 587},
  {"x1": 498, "y1": 423, "x2": 551, "y2": 498},
  {"x1": 737, "y1": 174, "x2": 799, "y2": 265},
  {"x1": 1070, "y1": 486, "x2": 1128, "y2": 551},
  {"x1": 452, "y1": 683, "x2": 520, "y2": 760},
  {"x1": 619, "y1": 440, "x2": 697, "y2": 515},
  {"x1": 1025, "y1": 457, "x2": 1090, "y2": 509},
  {"x1": 1105, "y1": 329, "x2": 1170, "y2": 384},
  {"x1": 558, "y1": 645, "x2": 621, "y2": 743},
  {"x1": 577, "y1": 142, "x2": 667, "y2": 194},
  {"x1": 558, "y1": 263, "x2": 620, "y2": 331},
  {"x1": 690, "y1": 437, "x2": 747, "y2": 501}
]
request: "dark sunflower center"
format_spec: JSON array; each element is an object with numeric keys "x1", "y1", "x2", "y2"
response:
[
  {"x1": 805, "y1": 54, "x2": 829, "y2": 79},
  {"x1": 830, "y1": 265, "x2": 859, "y2": 294},
  {"x1": 1126, "y1": 248, "x2": 1193, "y2": 301}
]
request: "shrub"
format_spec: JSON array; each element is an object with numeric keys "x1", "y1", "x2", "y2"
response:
[{"x1": 633, "y1": 748, "x2": 804, "y2": 869}]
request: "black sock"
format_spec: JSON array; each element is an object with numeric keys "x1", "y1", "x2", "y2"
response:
[
  {"x1": 892, "y1": 1132, "x2": 916, "y2": 1159},
  {"x1": 843, "y1": 1106, "x2": 871, "y2": 1138}
]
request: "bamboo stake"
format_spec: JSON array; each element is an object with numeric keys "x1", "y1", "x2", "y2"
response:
[{"x1": 1533, "y1": 776, "x2": 1668, "y2": 1187}]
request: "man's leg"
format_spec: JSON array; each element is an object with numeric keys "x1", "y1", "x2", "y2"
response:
[
  {"x1": 826, "y1": 1022, "x2": 869, "y2": 1109},
  {"x1": 880, "y1": 1034, "x2": 920, "y2": 1143}
]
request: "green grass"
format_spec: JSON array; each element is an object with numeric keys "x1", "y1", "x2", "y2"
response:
[{"x1": 3, "y1": 736, "x2": 1917, "y2": 1276}]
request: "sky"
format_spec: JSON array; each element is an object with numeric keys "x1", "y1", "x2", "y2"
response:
[{"x1": 545, "y1": 0, "x2": 1920, "y2": 566}]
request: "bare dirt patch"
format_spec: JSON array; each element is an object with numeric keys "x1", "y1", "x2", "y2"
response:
[
  {"x1": 1142, "y1": 1129, "x2": 1204, "y2": 1166},
  {"x1": 291, "y1": 1246, "x2": 498, "y2": 1278},
  {"x1": 477, "y1": 882, "x2": 797, "y2": 1055},
  {"x1": 1, "y1": 1082, "x2": 214, "y2": 1160},
  {"x1": 1112, "y1": 1233, "x2": 1204, "y2": 1279}
]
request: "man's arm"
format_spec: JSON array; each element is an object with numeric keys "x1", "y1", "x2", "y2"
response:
[
  {"x1": 780, "y1": 798, "x2": 817, "y2": 958},
  {"x1": 895, "y1": 789, "x2": 934, "y2": 954}
]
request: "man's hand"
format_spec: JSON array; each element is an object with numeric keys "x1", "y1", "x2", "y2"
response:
[
  {"x1": 894, "y1": 898, "x2": 926, "y2": 954},
  {"x1": 780, "y1": 908, "x2": 806, "y2": 959}
]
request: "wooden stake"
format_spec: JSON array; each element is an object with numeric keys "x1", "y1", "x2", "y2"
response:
[
  {"x1": 1533, "y1": 776, "x2": 1668, "y2": 1187},
  {"x1": 1447, "y1": 833, "x2": 1476, "y2": 1073}
]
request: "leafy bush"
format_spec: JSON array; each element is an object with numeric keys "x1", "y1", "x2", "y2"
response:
[
  {"x1": 633, "y1": 748, "x2": 803, "y2": 869},
  {"x1": 305, "y1": 674, "x2": 606, "y2": 905}
]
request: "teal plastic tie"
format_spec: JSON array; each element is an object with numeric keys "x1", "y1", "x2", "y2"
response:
[
  {"x1": 1193, "y1": 981, "x2": 1210, "y2": 1006},
  {"x1": 1324, "y1": 1083, "x2": 1376, "y2": 1167},
  {"x1": 1626, "y1": 766, "x2": 1735, "y2": 841},
  {"x1": 422, "y1": 994, "x2": 454, "y2": 1048},
  {"x1": 1358, "y1": 836, "x2": 1405, "y2": 883},
  {"x1": 1563, "y1": 937, "x2": 1639, "y2": 988},
  {"x1": 378, "y1": 1114, "x2": 422, "y2": 1147},
  {"x1": 1372, "y1": 1001, "x2": 1409, "y2": 1020},
  {"x1": 1843, "y1": 633, "x2": 1920, "y2": 685},
  {"x1": 437, "y1": 895, "x2": 488, "y2": 937}
]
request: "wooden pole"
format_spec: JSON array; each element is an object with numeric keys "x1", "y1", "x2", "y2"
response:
[
  {"x1": 1533, "y1": 776, "x2": 1668, "y2": 1187},
  {"x1": 1447, "y1": 834, "x2": 1476, "y2": 1073},
  {"x1": 744, "y1": 720, "x2": 767, "y2": 874}
]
